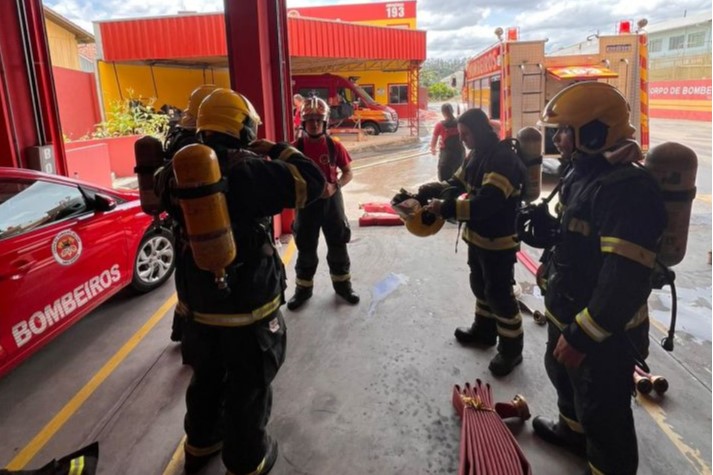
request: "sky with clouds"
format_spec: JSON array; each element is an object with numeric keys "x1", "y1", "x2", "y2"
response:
[{"x1": 44, "y1": 0, "x2": 711, "y2": 59}]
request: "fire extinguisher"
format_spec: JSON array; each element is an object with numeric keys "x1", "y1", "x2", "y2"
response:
[
  {"x1": 133, "y1": 136, "x2": 165, "y2": 217},
  {"x1": 172, "y1": 143, "x2": 236, "y2": 290}
]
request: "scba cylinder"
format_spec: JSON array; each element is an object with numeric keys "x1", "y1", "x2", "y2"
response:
[
  {"x1": 516, "y1": 127, "x2": 543, "y2": 203},
  {"x1": 133, "y1": 136, "x2": 165, "y2": 216},
  {"x1": 173, "y1": 144, "x2": 236, "y2": 287},
  {"x1": 644, "y1": 142, "x2": 698, "y2": 267}
]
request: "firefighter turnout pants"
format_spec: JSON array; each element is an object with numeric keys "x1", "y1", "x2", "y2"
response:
[
  {"x1": 181, "y1": 310, "x2": 286, "y2": 474},
  {"x1": 437, "y1": 148, "x2": 464, "y2": 182},
  {"x1": 293, "y1": 188, "x2": 352, "y2": 287},
  {"x1": 467, "y1": 245, "x2": 523, "y2": 356},
  {"x1": 544, "y1": 323, "x2": 638, "y2": 475}
]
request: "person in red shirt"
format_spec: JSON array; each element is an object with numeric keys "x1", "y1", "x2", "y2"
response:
[
  {"x1": 430, "y1": 103, "x2": 465, "y2": 181},
  {"x1": 287, "y1": 97, "x2": 360, "y2": 310},
  {"x1": 292, "y1": 94, "x2": 304, "y2": 139}
]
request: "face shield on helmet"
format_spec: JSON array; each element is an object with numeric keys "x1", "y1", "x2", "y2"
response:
[
  {"x1": 300, "y1": 97, "x2": 330, "y2": 136},
  {"x1": 196, "y1": 88, "x2": 262, "y2": 145},
  {"x1": 180, "y1": 84, "x2": 218, "y2": 130},
  {"x1": 538, "y1": 81, "x2": 636, "y2": 155}
]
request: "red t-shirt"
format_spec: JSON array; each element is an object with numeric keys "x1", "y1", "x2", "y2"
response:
[
  {"x1": 292, "y1": 136, "x2": 351, "y2": 183},
  {"x1": 293, "y1": 108, "x2": 301, "y2": 129},
  {"x1": 430, "y1": 120, "x2": 460, "y2": 150}
]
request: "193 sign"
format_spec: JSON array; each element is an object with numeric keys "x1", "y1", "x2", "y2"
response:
[{"x1": 386, "y1": 2, "x2": 405, "y2": 18}]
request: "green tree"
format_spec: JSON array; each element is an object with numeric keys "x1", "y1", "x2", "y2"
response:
[
  {"x1": 428, "y1": 82, "x2": 457, "y2": 101},
  {"x1": 421, "y1": 57, "x2": 467, "y2": 86}
]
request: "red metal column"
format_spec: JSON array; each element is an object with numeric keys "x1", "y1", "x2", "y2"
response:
[
  {"x1": 0, "y1": 0, "x2": 66, "y2": 173},
  {"x1": 224, "y1": 0, "x2": 292, "y2": 142}
]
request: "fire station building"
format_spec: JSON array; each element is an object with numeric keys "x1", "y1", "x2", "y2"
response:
[{"x1": 94, "y1": 1, "x2": 426, "y2": 128}]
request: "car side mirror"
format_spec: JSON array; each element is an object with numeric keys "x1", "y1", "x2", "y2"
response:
[{"x1": 94, "y1": 193, "x2": 117, "y2": 212}]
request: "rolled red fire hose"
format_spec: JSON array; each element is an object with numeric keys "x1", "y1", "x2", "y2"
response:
[{"x1": 453, "y1": 380, "x2": 532, "y2": 474}]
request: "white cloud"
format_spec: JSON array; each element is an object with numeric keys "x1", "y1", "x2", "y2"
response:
[{"x1": 43, "y1": 0, "x2": 711, "y2": 60}]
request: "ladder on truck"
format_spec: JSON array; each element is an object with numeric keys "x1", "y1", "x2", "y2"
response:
[{"x1": 518, "y1": 63, "x2": 544, "y2": 128}]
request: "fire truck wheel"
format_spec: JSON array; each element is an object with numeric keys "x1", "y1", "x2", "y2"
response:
[
  {"x1": 361, "y1": 121, "x2": 380, "y2": 135},
  {"x1": 131, "y1": 227, "x2": 176, "y2": 293}
]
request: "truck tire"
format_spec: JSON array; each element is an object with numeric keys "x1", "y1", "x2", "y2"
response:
[{"x1": 361, "y1": 121, "x2": 380, "y2": 135}]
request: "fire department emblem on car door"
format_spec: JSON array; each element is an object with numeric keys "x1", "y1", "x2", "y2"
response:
[{"x1": 52, "y1": 230, "x2": 82, "y2": 266}]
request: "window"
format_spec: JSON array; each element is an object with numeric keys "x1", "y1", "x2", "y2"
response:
[
  {"x1": 360, "y1": 84, "x2": 375, "y2": 99},
  {"x1": 388, "y1": 84, "x2": 408, "y2": 104},
  {"x1": 687, "y1": 31, "x2": 705, "y2": 48},
  {"x1": 298, "y1": 88, "x2": 329, "y2": 102},
  {"x1": 668, "y1": 35, "x2": 685, "y2": 50},
  {"x1": 0, "y1": 179, "x2": 87, "y2": 240},
  {"x1": 649, "y1": 39, "x2": 662, "y2": 53}
]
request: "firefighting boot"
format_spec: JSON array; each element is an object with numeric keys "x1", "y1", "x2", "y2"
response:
[
  {"x1": 488, "y1": 352, "x2": 523, "y2": 376},
  {"x1": 226, "y1": 437, "x2": 278, "y2": 475},
  {"x1": 454, "y1": 319, "x2": 497, "y2": 347},
  {"x1": 532, "y1": 415, "x2": 587, "y2": 458},
  {"x1": 184, "y1": 440, "x2": 223, "y2": 474},
  {"x1": 488, "y1": 336, "x2": 523, "y2": 376},
  {"x1": 170, "y1": 312, "x2": 184, "y2": 342},
  {"x1": 287, "y1": 285, "x2": 313, "y2": 311},
  {"x1": 334, "y1": 281, "x2": 360, "y2": 305}
]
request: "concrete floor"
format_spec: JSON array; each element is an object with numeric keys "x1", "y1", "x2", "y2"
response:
[{"x1": 0, "y1": 118, "x2": 709, "y2": 475}]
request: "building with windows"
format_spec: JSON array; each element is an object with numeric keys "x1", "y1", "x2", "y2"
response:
[
  {"x1": 93, "y1": 1, "x2": 426, "y2": 131},
  {"x1": 287, "y1": 1, "x2": 418, "y2": 119},
  {"x1": 647, "y1": 12, "x2": 711, "y2": 120}
]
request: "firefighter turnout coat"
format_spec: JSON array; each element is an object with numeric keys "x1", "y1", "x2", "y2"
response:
[{"x1": 542, "y1": 152, "x2": 666, "y2": 474}]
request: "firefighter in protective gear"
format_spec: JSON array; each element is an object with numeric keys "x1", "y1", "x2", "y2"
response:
[
  {"x1": 160, "y1": 84, "x2": 219, "y2": 342},
  {"x1": 164, "y1": 84, "x2": 219, "y2": 161},
  {"x1": 154, "y1": 88, "x2": 326, "y2": 475},
  {"x1": 399, "y1": 108, "x2": 527, "y2": 376},
  {"x1": 287, "y1": 96, "x2": 360, "y2": 310},
  {"x1": 530, "y1": 81, "x2": 666, "y2": 475}
]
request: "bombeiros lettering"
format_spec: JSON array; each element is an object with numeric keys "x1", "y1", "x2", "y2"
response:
[{"x1": 11, "y1": 264, "x2": 121, "y2": 348}]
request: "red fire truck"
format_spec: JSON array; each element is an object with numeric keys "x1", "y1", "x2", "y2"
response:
[{"x1": 463, "y1": 20, "x2": 650, "y2": 155}]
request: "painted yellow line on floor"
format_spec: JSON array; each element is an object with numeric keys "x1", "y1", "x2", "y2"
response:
[
  {"x1": 696, "y1": 193, "x2": 711, "y2": 204},
  {"x1": 162, "y1": 237, "x2": 297, "y2": 475},
  {"x1": 162, "y1": 435, "x2": 187, "y2": 475},
  {"x1": 636, "y1": 395, "x2": 712, "y2": 474},
  {"x1": 6, "y1": 294, "x2": 178, "y2": 470}
]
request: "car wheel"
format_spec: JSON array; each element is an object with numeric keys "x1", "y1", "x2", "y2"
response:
[
  {"x1": 131, "y1": 227, "x2": 176, "y2": 293},
  {"x1": 361, "y1": 121, "x2": 380, "y2": 135}
]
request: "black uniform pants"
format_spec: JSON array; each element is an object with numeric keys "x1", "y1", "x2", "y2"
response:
[
  {"x1": 467, "y1": 245, "x2": 522, "y2": 355},
  {"x1": 182, "y1": 311, "x2": 286, "y2": 474},
  {"x1": 437, "y1": 148, "x2": 464, "y2": 181},
  {"x1": 544, "y1": 323, "x2": 638, "y2": 475},
  {"x1": 293, "y1": 188, "x2": 351, "y2": 285}
]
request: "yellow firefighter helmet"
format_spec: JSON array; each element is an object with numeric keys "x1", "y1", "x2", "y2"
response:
[
  {"x1": 197, "y1": 88, "x2": 262, "y2": 144},
  {"x1": 538, "y1": 81, "x2": 636, "y2": 155},
  {"x1": 179, "y1": 84, "x2": 218, "y2": 129},
  {"x1": 400, "y1": 200, "x2": 445, "y2": 237}
]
